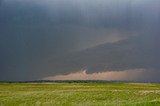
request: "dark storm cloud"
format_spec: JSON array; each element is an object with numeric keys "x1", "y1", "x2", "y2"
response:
[
  {"x1": 0, "y1": 0, "x2": 2, "y2": 6},
  {"x1": 0, "y1": 0, "x2": 160, "y2": 81},
  {"x1": 46, "y1": 34, "x2": 160, "y2": 75}
]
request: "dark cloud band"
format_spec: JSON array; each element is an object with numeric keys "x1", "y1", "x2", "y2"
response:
[{"x1": 0, "y1": 0, "x2": 160, "y2": 81}]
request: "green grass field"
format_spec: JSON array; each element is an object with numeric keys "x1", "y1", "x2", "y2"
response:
[{"x1": 0, "y1": 82, "x2": 160, "y2": 106}]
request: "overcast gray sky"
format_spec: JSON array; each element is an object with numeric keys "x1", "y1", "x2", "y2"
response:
[{"x1": 0, "y1": 0, "x2": 160, "y2": 82}]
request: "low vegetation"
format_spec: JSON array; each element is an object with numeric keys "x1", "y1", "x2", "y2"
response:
[{"x1": 0, "y1": 82, "x2": 160, "y2": 106}]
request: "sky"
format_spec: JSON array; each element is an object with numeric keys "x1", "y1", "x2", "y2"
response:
[{"x1": 0, "y1": 0, "x2": 160, "y2": 82}]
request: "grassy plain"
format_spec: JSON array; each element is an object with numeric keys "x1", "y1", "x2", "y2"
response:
[{"x1": 0, "y1": 82, "x2": 160, "y2": 106}]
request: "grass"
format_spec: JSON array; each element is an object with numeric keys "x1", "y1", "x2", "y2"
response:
[{"x1": 0, "y1": 82, "x2": 160, "y2": 106}]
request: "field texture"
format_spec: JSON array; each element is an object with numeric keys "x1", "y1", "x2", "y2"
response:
[{"x1": 0, "y1": 82, "x2": 160, "y2": 106}]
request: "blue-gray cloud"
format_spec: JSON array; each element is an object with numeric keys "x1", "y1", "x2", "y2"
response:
[{"x1": 0, "y1": 0, "x2": 160, "y2": 81}]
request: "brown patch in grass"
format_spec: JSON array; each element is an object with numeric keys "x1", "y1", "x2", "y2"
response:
[{"x1": 138, "y1": 90, "x2": 160, "y2": 95}]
